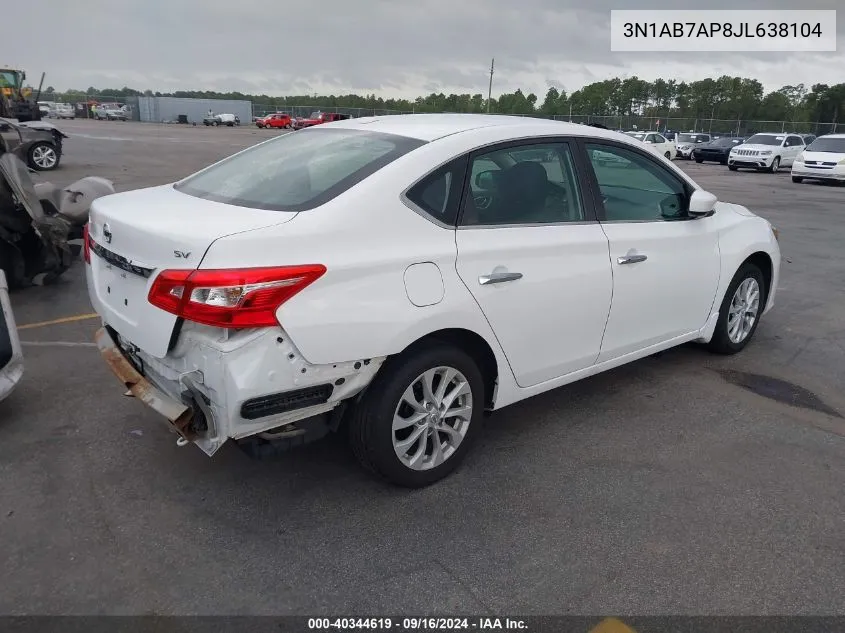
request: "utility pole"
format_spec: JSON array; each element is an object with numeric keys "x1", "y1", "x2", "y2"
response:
[{"x1": 487, "y1": 58, "x2": 494, "y2": 113}]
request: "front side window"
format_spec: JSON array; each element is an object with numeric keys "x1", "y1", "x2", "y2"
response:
[
  {"x1": 175, "y1": 128, "x2": 425, "y2": 211},
  {"x1": 586, "y1": 143, "x2": 688, "y2": 222},
  {"x1": 653, "y1": 134, "x2": 667, "y2": 143},
  {"x1": 460, "y1": 142, "x2": 585, "y2": 226}
]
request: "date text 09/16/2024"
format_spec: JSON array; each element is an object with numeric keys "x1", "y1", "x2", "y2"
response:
[
  {"x1": 308, "y1": 618, "x2": 529, "y2": 630},
  {"x1": 622, "y1": 22, "x2": 823, "y2": 39}
]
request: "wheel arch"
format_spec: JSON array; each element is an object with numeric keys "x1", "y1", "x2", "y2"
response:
[
  {"x1": 743, "y1": 251, "x2": 774, "y2": 302},
  {"x1": 397, "y1": 328, "x2": 499, "y2": 410}
]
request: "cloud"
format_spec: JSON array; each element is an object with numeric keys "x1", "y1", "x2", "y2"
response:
[{"x1": 7, "y1": 0, "x2": 844, "y2": 98}]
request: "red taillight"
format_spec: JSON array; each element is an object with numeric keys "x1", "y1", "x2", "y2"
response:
[
  {"x1": 82, "y1": 223, "x2": 91, "y2": 264},
  {"x1": 147, "y1": 265, "x2": 326, "y2": 329}
]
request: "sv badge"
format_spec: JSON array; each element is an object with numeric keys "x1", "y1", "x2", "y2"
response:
[{"x1": 174, "y1": 250, "x2": 191, "y2": 259}]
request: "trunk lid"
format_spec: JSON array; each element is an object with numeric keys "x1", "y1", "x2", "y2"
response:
[{"x1": 87, "y1": 184, "x2": 296, "y2": 358}]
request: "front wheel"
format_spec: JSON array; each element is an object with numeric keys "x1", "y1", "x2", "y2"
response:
[
  {"x1": 664, "y1": 151, "x2": 671, "y2": 159},
  {"x1": 28, "y1": 142, "x2": 60, "y2": 171},
  {"x1": 769, "y1": 156, "x2": 781, "y2": 172},
  {"x1": 728, "y1": 165, "x2": 738, "y2": 171},
  {"x1": 792, "y1": 176, "x2": 803, "y2": 183},
  {"x1": 348, "y1": 344, "x2": 485, "y2": 487},
  {"x1": 708, "y1": 262, "x2": 766, "y2": 355},
  {"x1": 695, "y1": 158, "x2": 703, "y2": 163}
]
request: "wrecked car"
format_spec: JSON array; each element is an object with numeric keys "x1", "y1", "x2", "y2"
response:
[
  {"x1": 0, "y1": 269, "x2": 24, "y2": 403},
  {"x1": 0, "y1": 153, "x2": 115, "y2": 288},
  {"x1": 0, "y1": 117, "x2": 66, "y2": 171}
]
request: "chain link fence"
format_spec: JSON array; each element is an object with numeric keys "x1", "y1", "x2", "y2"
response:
[{"x1": 57, "y1": 95, "x2": 841, "y2": 136}]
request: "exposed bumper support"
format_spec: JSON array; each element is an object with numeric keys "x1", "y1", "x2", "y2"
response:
[{"x1": 94, "y1": 327, "x2": 198, "y2": 440}]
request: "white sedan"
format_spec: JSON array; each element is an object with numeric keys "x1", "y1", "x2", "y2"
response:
[
  {"x1": 624, "y1": 131, "x2": 676, "y2": 160},
  {"x1": 85, "y1": 114, "x2": 781, "y2": 487}
]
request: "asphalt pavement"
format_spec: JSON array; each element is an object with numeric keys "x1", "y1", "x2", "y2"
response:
[{"x1": 1, "y1": 119, "x2": 843, "y2": 615}]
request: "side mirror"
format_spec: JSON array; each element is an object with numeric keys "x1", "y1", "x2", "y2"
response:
[
  {"x1": 474, "y1": 170, "x2": 496, "y2": 189},
  {"x1": 689, "y1": 190, "x2": 717, "y2": 217}
]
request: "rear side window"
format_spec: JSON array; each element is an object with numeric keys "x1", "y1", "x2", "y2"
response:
[
  {"x1": 405, "y1": 157, "x2": 468, "y2": 226},
  {"x1": 175, "y1": 128, "x2": 426, "y2": 211}
]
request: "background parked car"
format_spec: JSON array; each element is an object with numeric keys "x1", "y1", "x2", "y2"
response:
[
  {"x1": 0, "y1": 269, "x2": 24, "y2": 404},
  {"x1": 256, "y1": 113, "x2": 292, "y2": 129},
  {"x1": 0, "y1": 117, "x2": 65, "y2": 171},
  {"x1": 292, "y1": 111, "x2": 351, "y2": 130},
  {"x1": 49, "y1": 103, "x2": 75, "y2": 119},
  {"x1": 623, "y1": 131, "x2": 676, "y2": 160},
  {"x1": 728, "y1": 133, "x2": 805, "y2": 172},
  {"x1": 95, "y1": 104, "x2": 128, "y2": 121},
  {"x1": 692, "y1": 137, "x2": 746, "y2": 165},
  {"x1": 791, "y1": 133, "x2": 845, "y2": 184},
  {"x1": 675, "y1": 132, "x2": 711, "y2": 159},
  {"x1": 798, "y1": 133, "x2": 817, "y2": 145},
  {"x1": 204, "y1": 113, "x2": 240, "y2": 127}
]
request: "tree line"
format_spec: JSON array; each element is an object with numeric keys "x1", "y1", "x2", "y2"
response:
[{"x1": 39, "y1": 75, "x2": 845, "y2": 124}]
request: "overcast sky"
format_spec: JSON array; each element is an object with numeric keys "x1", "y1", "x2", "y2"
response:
[{"x1": 7, "y1": 0, "x2": 843, "y2": 98}]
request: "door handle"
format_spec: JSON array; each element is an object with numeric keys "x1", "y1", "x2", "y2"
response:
[
  {"x1": 617, "y1": 254, "x2": 647, "y2": 265},
  {"x1": 478, "y1": 272, "x2": 523, "y2": 285}
]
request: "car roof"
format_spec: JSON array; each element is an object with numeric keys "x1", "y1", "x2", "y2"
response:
[
  {"x1": 815, "y1": 133, "x2": 845, "y2": 139},
  {"x1": 325, "y1": 113, "x2": 629, "y2": 143}
]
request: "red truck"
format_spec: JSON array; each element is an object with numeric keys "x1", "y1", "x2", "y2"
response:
[{"x1": 292, "y1": 111, "x2": 351, "y2": 130}]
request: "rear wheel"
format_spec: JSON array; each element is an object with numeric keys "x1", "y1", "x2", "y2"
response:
[
  {"x1": 728, "y1": 165, "x2": 738, "y2": 171},
  {"x1": 695, "y1": 158, "x2": 703, "y2": 163},
  {"x1": 348, "y1": 344, "x2": 485, "y2": 487},
  {"x1": 792, "y1": 176, "x2": 803, "y2": 183},
  {"x1": 708, "y1": 262, "x2": 766, "y2": 355}
]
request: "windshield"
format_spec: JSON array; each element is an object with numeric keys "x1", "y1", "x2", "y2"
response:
[
  {"x1": 745, "y1": 134, "x2": 783, "y2": 146},
  {"x1": 0, "y1": 71, "x2": 19, "y2": 89},
  {"x1": 712, "y1": 138, "x2": 743, "y2": 147},
  {"x1": 807, "y1": 137, "x2": 845, "y2": 153},
  {"x1": 309, "y1": 112, "x2": 321, "y2": 119},
  {"x1": 677, "y1": 133, "x2": 707, "y2": 143},
  {"x1": 626, "y1": 133, "x2": 645, "y2": 140},
  {"x1": 175, "y1": 128, "x2": 426, "y2": 212}
]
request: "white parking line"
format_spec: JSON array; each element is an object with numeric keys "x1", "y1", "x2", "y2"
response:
[{"x1": 20, "y1": 341, "x2": 97, "y2": 348}]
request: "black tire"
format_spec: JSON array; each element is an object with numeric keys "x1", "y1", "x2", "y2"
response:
[
  {"x1": 27, "y1": 142, "x2": 60, "y2": 171},
  {"x1": 728, "y1": 165, "x2": 738, "y2": 171},
  {"x1": 707, "y1": 262, "x2": 767, "y2": 355},
  {"x1": 720, "y1": 159, "x2": 728, "y2": 165},
  {"x1": 348, "y1": 344, "x2": 485, "y2": 487},
  {"x1": 664, "y1": 151, "x2": 671, "y2": 159},
  {"x1": 695, "y1": 158, "x2": 703, "y2": 163},
  {"x1": 285, "y1": 123, "x2": 291, "y2": 129},
  {"x1": 792, "y1": 176, "x2": 803, "y2": 183},
  {"x1": 768, "y1": 156, "x2": 781, "y2": 173}
]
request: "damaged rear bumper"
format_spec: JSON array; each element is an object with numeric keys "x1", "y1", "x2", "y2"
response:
[{"x1": 95, "y1": 327, "x2": 199, "y2": 442}]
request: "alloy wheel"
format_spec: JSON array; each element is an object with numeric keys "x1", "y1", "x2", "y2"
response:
[
  {"x1": 727, "y1": 277, "x2": 760, "y2": 344},
  {"x1": 392, "y1": 366, "x2": 473, "y2": 471},
  {"x1": 31, "y1": 145, "x2": 58, "y2": 170}
]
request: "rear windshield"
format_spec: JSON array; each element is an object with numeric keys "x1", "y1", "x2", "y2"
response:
[
  {"x1": 807, "y1": 137, "x2": 845, "y2": 153},
  {"x1": 175, "y1": 128, "x2": 426, "y2": 211}
]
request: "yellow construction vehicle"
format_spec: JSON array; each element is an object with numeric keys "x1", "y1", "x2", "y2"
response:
[{"x1": 0, "y1": 67, "x2": 43, "y2": 122}]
